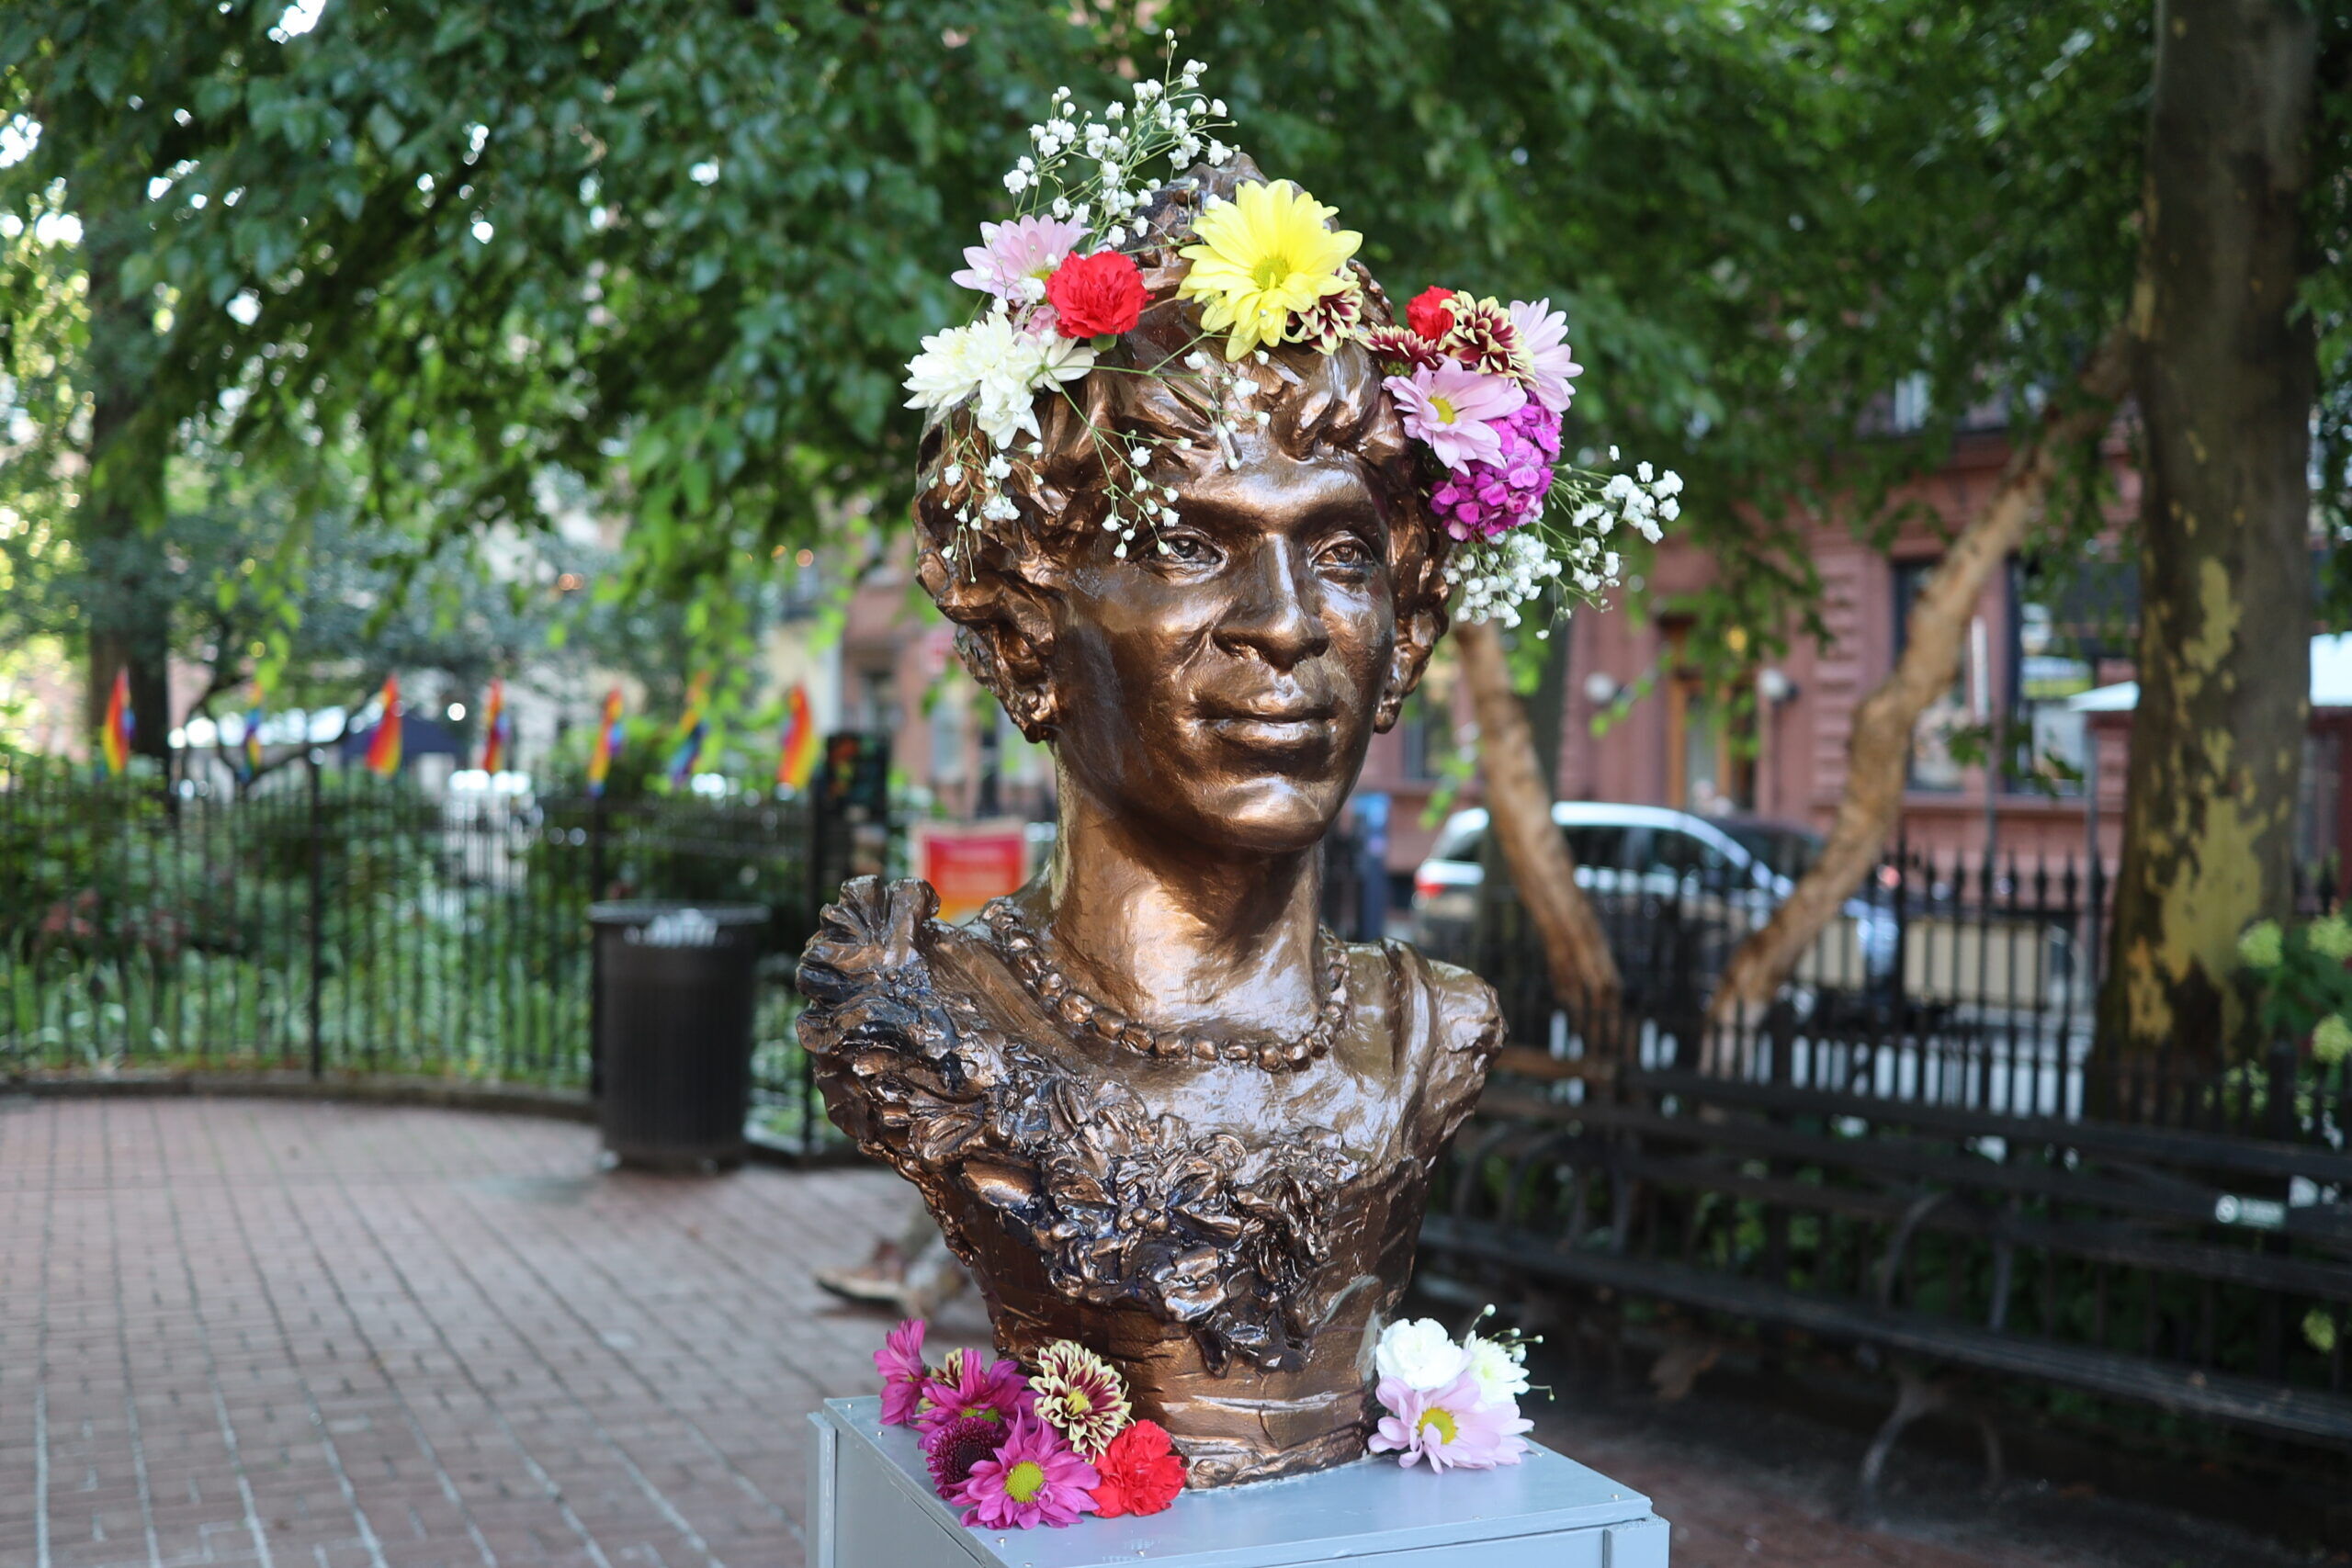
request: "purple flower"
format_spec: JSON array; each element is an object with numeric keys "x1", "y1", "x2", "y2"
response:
[
  {"x1": 874, "y1": 1318, "x2": 928, "y2": 1427},
  {"x1": 1368, "y1": 1371, "x2": 1534, "y2": 1472},
  {"x1": 1386, "y1": 361, "x2": 1526, "y2": 471},
  {"x1": 916, "y1": 1351, "x2": 1032, "y2": 1437},
  {"x1": 922, "y1": 1413, "x2": 1011, "y2": 1495},
  {"x1": 1507, "y1": 299, "x2": 1583, "y2": 414},
  {"x1": 1429, "y1": 402, "x2": 1562, "y2": 541},
  {"x1": 948, "y1": 1411, "x2": 1102, "y2": 1530},
  {"x1": 950, "y1": 216, "x2": 1087, "y2": 307}
]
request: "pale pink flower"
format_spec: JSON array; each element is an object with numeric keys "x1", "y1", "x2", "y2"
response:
[
  {"x1": 1385, "y1": 362, "x2": 1527, "y2": 471},
  {"x1": 1507, "y1": 298, "x2": 1583, "y2": 413},
  {"x1": 950, "y1": 216, "x2": 1086, "y2": 306},
  {"x1": 1368, "y1": 1371, "x2": 1533, "y2": 1471},
  {"x1": 874, "y1": 1318, "x2": 928, "y2": 1427}
]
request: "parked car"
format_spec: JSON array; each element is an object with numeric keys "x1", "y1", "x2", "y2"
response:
[{"x1": 1409, "y1": 803, "x2": 1900, "y2": 1003}]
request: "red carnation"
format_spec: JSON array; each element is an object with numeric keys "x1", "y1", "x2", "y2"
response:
[
  {"x1": 1407, "y1": 286, "x2": 1458, "y2": 342},
  {"x1": 1089, "y1": 1419, "x2": 1185, "y2": 1518},
  {"x1": 1046, "y1": 251, "x2": 1148, "y2": 339}
]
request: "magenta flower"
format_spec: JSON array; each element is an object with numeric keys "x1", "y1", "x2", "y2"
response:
[
  {"x1": 1368, "y1": 1371, "x2": 1534, "y2": 1472},
  {"x1": 1385, "y1": 362, "x2": 1527, "y2": 471},
  {"x1": 916, "y1": 1351, "x2": 1032, "y2": 1437},
  {"x1": 1507, "y1": 298, "x2": 1583, "y2": 414},
  {"x1": 875, "y1": 1318, "x2": 929, "y2": 1427},
  {"x1": 1429, "y1": 402, "x2": 1561, "y2": 541},
  {"x1": 950, "y1": 216, "x2": 1087, "y2": 307},
  {"x1": 948, "y1": 1411, "x2": 1102, "y2": 1530},
  {"x1": 922, "y1": 1413, "x2": 1011, "y2": 1495}
]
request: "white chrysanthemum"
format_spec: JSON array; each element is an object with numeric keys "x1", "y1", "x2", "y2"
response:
[
  {"x1": 1464, "y1": 1334, "x2": 1531, "y2": 1405},
  {"x1": 904, "y1": 308, "x2": 1096, "y2": 450},
  {"x1": 1374, "y1": 1318, "x2": 1471, "y2": 1393}
]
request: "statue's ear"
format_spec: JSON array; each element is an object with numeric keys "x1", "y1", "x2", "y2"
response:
[
  {"x1": 918, "y1": 541, "x2": 1066, "y2": 742},
  {"x1": 1375, "y1": 596, "x2": 1444, "y2": 732}
]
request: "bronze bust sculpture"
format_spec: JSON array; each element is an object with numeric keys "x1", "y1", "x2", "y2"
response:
[{"x1": 798, "y1": 160, "x2": 1503, "y2": 1487}]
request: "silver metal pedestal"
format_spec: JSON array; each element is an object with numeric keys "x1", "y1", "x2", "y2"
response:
[{"x1": 808, "y1": 1397, "x2": 1668, "y2": 1567}]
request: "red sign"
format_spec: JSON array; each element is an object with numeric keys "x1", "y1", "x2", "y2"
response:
[{"x1": 914, "y1": 819, "x2": 1030, "y2": 924}]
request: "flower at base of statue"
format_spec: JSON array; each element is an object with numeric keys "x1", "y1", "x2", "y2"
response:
[
  {"x1": 1385, "y1": 362, "x2": 1526, "y2": 472},
  {"x1": 1374, "y1": 1316, "x2": 1472, "y2": 1392},
  {"x1": 875, "y1": 1317, "x2": 930, "y2": 1427},
  {"x1": 1429, "y1": 402, "x2": 1561, "y2": 541},
  {"x1": 922, "y1": 1413, "x2": 1012, "y2": 1494},
  {"x1": 1046, "y1": 251, "x2": 1148, "y2": 339},
  {"x1": 1027, "y1": 1339, "x2": 1132, "y2": 1455},
  {"x1": 1289, "y1": 281, "x2": 1363, "y2": 355},
  {"x1": 950, "y1": 1411, "x2": 1102, "y2": 1529},
  {"x1": 951, "y1": 214, "x2": 1088, "y2": 307},
  {"x1": 1464, "y1": 1332, "x2": 1532, "y2": 1406},
  {"x1": 1368, "y1": 1371, "x2": 1534, "y2": 1472},
  {"x1": 917, "y1": 1350, "x2": 1033, "y2": 1436},
  {"x1": 1090, "y1": 1419, "x2": 1186, "y2": 1517},
  {"x1": 2314, "y1": 1013, "x2": 2352, "y2": 1066},
  {"x1": 1177, "y1": 179, "x2": 1362, "y2": 360},
  {"x1": 1507, "y1": 298, "x2": 1583, "y2": 414},
  {"x1": 1407, "y1": 286, "x2": 1458, "y2": 342}
]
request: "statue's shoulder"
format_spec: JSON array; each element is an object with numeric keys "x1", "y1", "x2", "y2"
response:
[{"x1": 1367, "y1": 938, "x2": 1505, "y2": 1063}]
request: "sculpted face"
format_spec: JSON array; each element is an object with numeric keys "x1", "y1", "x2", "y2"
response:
[{"x1": 1045, "y1": 445, "x2": 1396, "y2": 856}]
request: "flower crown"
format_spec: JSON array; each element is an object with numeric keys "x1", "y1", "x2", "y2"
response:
[{"x1": 903, "y1": 45, "x2": 1678, "y2": 626}]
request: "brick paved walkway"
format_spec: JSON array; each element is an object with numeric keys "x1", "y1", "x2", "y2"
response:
[{"x1": 0, "y1": 1097, "x2": 2302, "y2": 1568}]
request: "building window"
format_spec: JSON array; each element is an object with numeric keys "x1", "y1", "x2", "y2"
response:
[
  {"x1": 1663, "y1": 623, "x2": 1754, "y2": 815},
  {"x1": 1893, "y1": 559, "x2": 1970, "y2": 792}
]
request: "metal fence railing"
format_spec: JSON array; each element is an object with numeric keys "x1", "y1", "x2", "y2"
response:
[{"x1": 0, "y1": 754, "x2": 893, "y2": 1156}]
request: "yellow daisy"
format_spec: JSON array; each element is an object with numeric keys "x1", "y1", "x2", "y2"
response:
[{"x1": 1177, "y1": 180, "x2": 1363, "y2": 360}]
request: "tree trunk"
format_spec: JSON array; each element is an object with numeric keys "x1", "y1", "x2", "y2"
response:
[
  {"x1": 2098, "y1": 0, "x2": 2318, "y2": 1073},
  {"x1": 80, "y1": 221, "x2": 173, "y2": 764},
  {"x1": 1455, "y1": 617, "x2": 1623, "y2": 1014},
  {"x1": 1704, "y1": 330, "x2": 2132, "y2": 1036}
]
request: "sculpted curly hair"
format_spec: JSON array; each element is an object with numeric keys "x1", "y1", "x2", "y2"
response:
[{"x1": 910, "y1": 158, "x2": 1453, "y2": 743}]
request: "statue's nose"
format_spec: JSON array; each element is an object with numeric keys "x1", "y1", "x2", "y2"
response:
[{"x1": 1214, "y1": 539, "x2": 1329, "y2": 670}]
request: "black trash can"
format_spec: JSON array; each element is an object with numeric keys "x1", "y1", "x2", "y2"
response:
[{"x1": 589, "y1": 901, "x2": 769, "y2": 1172}]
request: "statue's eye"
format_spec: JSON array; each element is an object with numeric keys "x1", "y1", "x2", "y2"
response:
[
  {"x1": 1157, "y1": 532, "x2": 1219, "y2": 566},
  {"x1": 1318, "y1": 535, "x2": 1374, "y2": 571}
]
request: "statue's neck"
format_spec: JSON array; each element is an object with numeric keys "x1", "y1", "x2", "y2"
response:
[{"x1": 1025, "y1": 784, "x2": 1327, "y2": 1035}]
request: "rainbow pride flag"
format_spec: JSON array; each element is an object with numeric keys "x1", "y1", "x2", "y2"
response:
[
  {"x1": 586, "y1": 687, "x2": 624, "y2": 796},
  {"x1": 98, "y1": 669, "x2": 132, "y2": 777},
  {"x1": 664, "y1": 672, "x2": 709, "y2": 790},
  {"x1": 478, "y1": 678, "x2": 512, "y2": 773},
  {"x1": 363, "y1": 674, "x2": 402, "y2": 776},
  {"x1": 239, "y1": 681, "x2": 265, "y2": 781},
  {"x1": 776, "y1": 684, "x2": 817, "y2": 792}
]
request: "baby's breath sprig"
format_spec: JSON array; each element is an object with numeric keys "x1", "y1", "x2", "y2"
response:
[{"x1": 1005, "y1": 39, "x2": 1238, "y2": 254}]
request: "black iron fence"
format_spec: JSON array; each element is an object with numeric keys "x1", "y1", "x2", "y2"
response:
[
  {"x1": 0, "y1": 755, "x2": 891, "y2": 1154},
  {"x1": 1447, "y1": 840, "x2": 2344, "y2": 1136}
]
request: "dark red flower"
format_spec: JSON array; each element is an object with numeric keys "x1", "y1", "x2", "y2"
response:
[
  {"x1": 1089, "y1": 1419, "x2": 1185, "y2": 1517},
  {"x1": 1407, "y1": 286, "x2": 1458, "y2": 342},
  {"x1": 1046, "y1": 251, "x2": 1148, "y2": 338}
]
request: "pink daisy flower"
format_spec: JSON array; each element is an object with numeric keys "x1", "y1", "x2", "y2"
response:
[
  {"x1": 916, "y1": 1351, "x2": 1032, "y2": 1437},
  {"x1": 1385, "y1": 362, "x2": 1527, "y2": 472},
  {"x1": 875, "y1": 1318, "x2": 930, "y2": 1427},
  {"x1": 1507, "y1": 298, "x2": 1583, "y2": 414},
  {"x1": 950, "y1": 216, "x2": 1087, "y2": 307},
  {"x1": 1368, "y1": 1371, "x2": 1534, "y2": 1472},
  {"x1": 949, "y1": 1411, "x2": 1101, "y2": 1530}
]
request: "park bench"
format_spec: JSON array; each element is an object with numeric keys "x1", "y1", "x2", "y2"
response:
[{"x1": 1420, "y1": 1043, "x2": 2352, "y2": 1496}]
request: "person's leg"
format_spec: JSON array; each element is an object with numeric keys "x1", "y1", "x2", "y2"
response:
[{"x1": 812, "y1": 1197, "x2": 923, "y2": 1307}]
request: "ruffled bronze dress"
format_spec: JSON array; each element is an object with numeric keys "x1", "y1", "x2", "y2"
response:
[{"x1": 796, "y1": 877, "x2": 1502, "y2": 1486}]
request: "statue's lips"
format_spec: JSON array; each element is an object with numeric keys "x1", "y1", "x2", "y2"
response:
[{"x1": 1199, "y1": 700, "x2": 1337, "y2": 752}]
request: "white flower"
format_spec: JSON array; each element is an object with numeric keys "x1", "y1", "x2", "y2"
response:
[
  {"x1": 1658, "y1": 496, "x2": 1680, "y2": 523},
  {"x1": 1210, "y1": 98, "x2": 1227, "y2": 116},
  {"x1": 1206, "y1": 139, "x2": 1232, "y2": 164},
  {"x1": 942, "y1": 463, "x2": 963, "y2": 485},
  {"x1": 1375, "y1": 1318, "x2": 1471, "y2": 1393},
  {"x1": 1635, "y1": 460, "x2": 1654, "y2": 483},
  {"x1": 1656, "y1": 469, "x2": 1683, "y2": 497},
  {"x1": 903, "y1": 309, "x2": 1096, "y2": 449}
]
